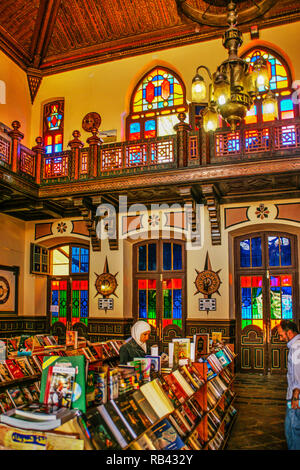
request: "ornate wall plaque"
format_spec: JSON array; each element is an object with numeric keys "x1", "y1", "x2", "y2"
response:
[
  {"x1": 82, "y1": 112, "x2": 101, "y2": 132},
  {"x1": 94, "y1": 257, "x2": 118, "y2": 299}
]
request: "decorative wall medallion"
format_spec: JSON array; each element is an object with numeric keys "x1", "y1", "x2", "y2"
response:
[
  {"x1": 94, "y1": 257, "x2": 118, "y2": 299},
  {"x1": 0, "y1": 276, "x2": 10, "y2": 304},
  {"x1": 194, "y1": 252, "x2": 221, "y2": 314},
  {"x1": 82, "y1": 112, "x2": 102, "y2": 132},
  {"x1": 57, "y1": 222, "x2": 67, "y2": 233},
  {"x1": 255, "y1": 203, "x2": 269, "y2": 220}
]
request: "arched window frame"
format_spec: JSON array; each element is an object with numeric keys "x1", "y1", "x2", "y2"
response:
[
  {"x1": 43, "y1": 99, "x2": 64, "y2": 154},
  {"x1": 126, "y1": 67, "x2": 188, "y2": 141},
  {"x1": 241, "y1": 47, "x2": 299, "y2": 124}
]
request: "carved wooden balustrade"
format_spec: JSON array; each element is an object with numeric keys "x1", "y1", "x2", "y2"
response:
[{"x1": 1, "y1": 117, "x2": 300, "y2": 187}]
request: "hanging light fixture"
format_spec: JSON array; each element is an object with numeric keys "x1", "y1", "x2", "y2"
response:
[{"x1": 181, "y1": 0, "x2": 278, "y2": 131}]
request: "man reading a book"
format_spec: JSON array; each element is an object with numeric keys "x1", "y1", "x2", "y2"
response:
[
  {"x1": 119, "y1": 321, "x2": 151, "y2": 365},
  {"x1": 277, "y1": 320, "x2": 300, "y2": 450}
]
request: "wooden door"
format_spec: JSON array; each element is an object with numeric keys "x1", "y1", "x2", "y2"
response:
[
  {"x1": 133, "y1": 239, "x2": 186, "y2": 352},
  {"x1": 236, "y1": 232, "x2": 298, "y2": 374}
]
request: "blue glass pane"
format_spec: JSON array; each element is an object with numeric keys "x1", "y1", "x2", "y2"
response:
[
  {"x1": 281, "y1": 99, "x2": 293, "y2": 111},
  {"x1": 269, "y1": 237, "x2": 280, "y2": 266},
  {"x1": 72, "y1": 247, "x2": 80, "y2": 273},
  {"x1": 163, "y1": 243, "x2": 172, "y2": 270},
  {"x1": 139, "y1": 290, "x2": 147, "y2": 318},
  {"x1": 80, "y1": 291, "x2": 88, "y2": 317},
  {"x1": 54, "y1": 144, "x2": 62, "y2": 153},
  {"x1": 145, "y1": 120, "x2": 156, "y2": 131},
  {"x1": 45, "y1": 146, "x2": 52, "y2": 154},
  {"x1": 282, "y1": 286, "x2": 292, "y2": 319},
  {"x1": 173, "y1": 289, "x2": 182, "y2": 319},
  {"x1": 130, "y1": 122, "x2": 140, "y2": 133},
  {"x1": 242, "y1": 287, "x2": 252, "y2": 319},
  {"x1": 251, "y1": 237, "x2": 262, "y2": 267},
  {"x1": 173, "y1": 244, "x2": 182, "y2": 270},
  {"x1": 280, "y1": 237, "x2": 291, "y2": 266},
  {"x1": 148, "y1": 243, "x2": 157, "y2": 271},
  {"x1": 138, "y1": 245, "x2": 147, "y2": 271},
  {"x1": 80, "y1": 248, "x2": 89, "y2": 273},
  {"x1": 240, "y1": 239, "x2": 250, "y2": 268}
]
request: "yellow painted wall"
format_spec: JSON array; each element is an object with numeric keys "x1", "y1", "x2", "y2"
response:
[
  {"x1": 0, "y1": 52, "x2": 32, "y2": 146},
  {"x1": 30, "y1": 21, "x2": 300, "y2": 149}
]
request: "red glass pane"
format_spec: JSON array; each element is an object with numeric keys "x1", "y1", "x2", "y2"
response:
[
  {"x1": 146, "y1": 81, "x2": 155, "y2": 103},
  {"x1": 144, "y1": 130, "x2": 156, "y2": 139},
  {"x1": 252, "y1": 276, "x2": 262, "y2": 287},
  {"x1": 51, "y1": 280, "x2": 59, "y2": 289},
  {"x1": 60, "y1": 317, "x2": 67, "y2": 325},
  {"x1": 81, "y1": 280, "x2": 88, "y2": 290},
  {"x1": 161, "y1": 79, "x2": 170, "y2": 100},
  {"x1": 163, "y1": 279, "x2": 172, "y2": 289},
  {"x1": 163, "y1": 319, "x2": 173, "y2": 328},
  {"x1": 270, "y1": 276, "x2": 280, "y2": 287},
  {"x1": 281, "y1": 275, "x2": 292, "y2": 286},
  {"x1": 172, "y1": 278, "x2": 182, "y2": 289},
  {"x1": 148, "y1": 279, "x2": 156, "y2": 289},
  {"x1": 72, "y1": 280, "x2": 81, "y2": 290},
  {"x1": 129, "y1": 132, "x2": 141, "y2": 141},
  {"x1": 59, "y1": 280, "x2": 67, "y2": 290},
  {"x1": 241, "y1": 276, "x2": 251, "y2": 287},
  {"x1": 138, "y1": 280, "x2": 147, "y2": 289},
  {"x1": 55, "y1": 134, "x2": 62, "y2": 144}
]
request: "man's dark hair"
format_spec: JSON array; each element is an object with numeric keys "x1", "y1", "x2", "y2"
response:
[{"x1": 279, "y1": 320, "x2": 299, "y2": 334}]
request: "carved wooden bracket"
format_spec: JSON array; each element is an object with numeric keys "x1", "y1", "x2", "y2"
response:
[
  {"x1": 73, "y1": 197, "x2": 101, "y2": 252},
  {"x1": 177, "y1": 186, "x2": 201, "y2": 246},
  {"x1": 201, "y1": 184, "x2": 221, "y2": 245}
]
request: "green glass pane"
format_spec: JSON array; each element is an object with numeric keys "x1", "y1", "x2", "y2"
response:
[
  {"x1": 242, "y1": 319, "x2": 252, "y2": 329},
  {"x1": 72, "y1": 290, "x2": 80, "y2": 318},
  {"x1": 80, "y1": 318, "x2": 88, "y2": 326},
  {"x1": 252, "y1": 287, "x2": 263, "y2": 319},
  {"x1": 60, "y1": 290, "x2": 67, "y2": 317},
  {"x1": 148, "y1": 290, "x2": 156, "y2": 319},
  {"x1": 270, "y1": 287, "x2": 281, "y2": 319},
  {"x1": 51, "y1": 318, "x2": 58, "y2": 325},
  {"x1": 173, "y1": 319, "x2": 182, "y2": 328},
  {"x1": 163, "y1": 290, "x2": 172, "y2": 319}
]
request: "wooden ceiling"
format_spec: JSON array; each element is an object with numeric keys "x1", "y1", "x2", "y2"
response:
[{"x1": 1, "y1": 0, "x2": 300, "y2": 101}]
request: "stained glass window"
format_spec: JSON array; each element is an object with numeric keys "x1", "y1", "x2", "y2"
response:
[
  {"x1": 240, "y1": 237, "x2": 262, "y2": 268},
  {"x1": 243, "y1": 48, "x2": 296, "y2": 125},
  {"x1": 241, "y1": 275, "x2": 263, "y2": 330},
  {"x1": 163, "y1": 242, "x2": 183, "y2": 271},
  {"x1": 127, "y1": 67, "x2": 188, "y2": 140},
  {"x1": 138, "y1": 279, "x2": 157, "y2": 328},
  {"x1": 138, "y1": 243, "x2": 157, "y2": 271},
  {"x1": 71, "y1": 280, "x2": 89, "y2": 326},
  {"x1": 270, "y1": 275, "x2": 293, "y2": 330},
  {"x1": 268, "y1": 236, "x2": 292, "y2": 267},
  {"x1": 163, "y1": 278, "x2": 182, "y2": 329},
  {"x1": 43, "y1": 100, "x2": 64, "y2": 154},
  {"x1": 50, "y1": 280, "x2": 68, "y2": 325}
]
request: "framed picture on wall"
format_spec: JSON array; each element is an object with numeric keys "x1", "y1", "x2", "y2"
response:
[{"x1": 0, "y1": 265, "x2": 19, "y2": 315}]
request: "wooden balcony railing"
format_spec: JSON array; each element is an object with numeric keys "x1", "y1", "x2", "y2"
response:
[
  {"x1": 1, "y1": 117, "x2": 300, "y2": 187},
  {"x1": 211, "y1": 118, "x2": 300, "y2": 162}
]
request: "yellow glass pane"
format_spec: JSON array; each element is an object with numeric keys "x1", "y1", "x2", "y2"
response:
[
  {"x1": 252, "y1": 319, "x2": 263, "y2": 330},
  {"x1": 277, "y1": 80, "x2": 288, "y2": 89},
  {"x1": 271, "y1": 319, "x2": 281, "y2": 331}
]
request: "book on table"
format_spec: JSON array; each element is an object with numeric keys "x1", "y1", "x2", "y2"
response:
[
  {"x1": 7, "y1": 386, "x2": 28, "y2": 408},
  {"x1": 140, "y1": 378, "x2": 175, "y2": 419},
  {"x1": 0, "y1": 406, "x2": 78, "y2": 431},
  {"x1": 110, "y1": 395, "x2": 150, "y2": 438},
  {"x1": 39, "y1": 355, "x2": 86, "y2": 412},
  {"x1": 131, "y1": 389, "x2": 159, "y2": 425},
  {"x1": 97, "y1": 403, "x2": 132, "y2": 449},
  {"x1": 193, "y1": 333, "x2": 210, "y2": 358},
  {"x1": 147, "y1": 417, "x2": 186, "y2": 450},
  {"x1": 0, "y1": 363, "x2": 13, "y2": 382},
  {"x1": 43, "y1": 364, "x2": 76, "y2": 408},
  {"x1": 77, "y1": 407, "x2": 121, "y2": 450}
]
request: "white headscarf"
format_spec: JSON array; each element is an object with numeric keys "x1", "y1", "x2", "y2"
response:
[{"x1": 131, "y1": 321, "x2": 151, "y2": 352}]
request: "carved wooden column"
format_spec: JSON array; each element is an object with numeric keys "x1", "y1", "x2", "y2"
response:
[
  {"x1": 32, "y1": 136, "x2": 45, "y2": 185},
  {"x1": 87, "y1": 127, "x2": 102, "y2": 178},
  {"x1": 174, "y1": 112, "x2": 191, "y2": 168},
  {"x1": 7, "y1": 121, "x2": 24, "y2": 173},
  {"x1": 68, "y1": 130, "x2": 84, "y2": 180},
  {"x1": 201, "y1": 184, "x2": 221, "y2": 245}
]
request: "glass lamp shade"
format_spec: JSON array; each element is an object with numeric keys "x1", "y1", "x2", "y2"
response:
[
  {"x1": 203, "y1": 107, "x2": 218, "y2": 132},
  {"x1": 252, "y1": 57, "x2": 270, "y2": 92},
  {"x1": 214, "y1": 81, "x2": 230, "y2": 108},
  {"x1": 262, "y1": 92, "x2": 278, "y2": 120},
  {"x1": 192, "y1": 75, "x2": 207, "y2": 102}
]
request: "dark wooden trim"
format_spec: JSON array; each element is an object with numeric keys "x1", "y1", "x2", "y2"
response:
[{"x1": 0, "y1": 265, "x2": 19, "y2": 316}]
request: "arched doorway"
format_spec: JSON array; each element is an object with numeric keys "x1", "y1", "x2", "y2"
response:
[
  {"x1": 235, "y1": 231, "x2": 299, "y2": 374},
  {"x1": 133, "y1": 239, "x2": 186, "y2": 352}
]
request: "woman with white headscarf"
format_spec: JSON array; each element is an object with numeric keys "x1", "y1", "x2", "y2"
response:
[{"x1": 119, "y1": 320, "x2": 151, "y2": 364}]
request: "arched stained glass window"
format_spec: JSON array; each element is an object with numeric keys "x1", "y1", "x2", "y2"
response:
[
  {"x1": 43, "y1": 100, "x2": 64, "y2": 154},
  {"x1": 242, "y1": 48, "x2": 297, "y2": 124},
  {"x1": 126, "y1": 67, "x2": 188, "y2": 141}
]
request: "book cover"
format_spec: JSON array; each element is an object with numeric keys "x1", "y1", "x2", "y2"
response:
[
  {"x1": 109, "y1": 399, "x2": 138, "y2": 439},
  {"x1": 112, "y1": 396, "x2": 149, "y2": 438},
  {"x1": 86, "y1": 369, "x2": 95, "y2": 407},
  {"x1": 128, "y1": 433, "x2": 156, "y2": 450},
  {"x1": 98, "y1": 403, "x2": 133, "y2": 448},
  {"x1": 5, "y1": 359, "x2": 25, "y2": 379},
  {"x1": 133, "y1": 357, "x2": 152, "y2": 382},
  {"x1": 172, "y1": 339, "x2": 191, "y2": 367},
  {"x1": 140, "y1": 379, "x2": 175, "y2": 418},
  {"x1": 16, "y1": 357, "x2": 33, "y2": 377},
  {"x1": 159, "y1": 377, "x2": 182, "y2": 409},
  {"x1": 77, "y1": 408, "x2": 121, "y2": 450},
  {"x1": 66, "y1": 330, "x2": 78, "y2": 349},
  {"x1": 7, "y1": 387, "x2": 28, "y2": 408},
  {"x1": 163, "y1": 373, "x2": 188, "y2": 403},
  {"x1": 0, "y1": 392, "x2": 14, "y2": 412},
  {"x1": 172, "y1": 369, "x2": 195, "y2": 396},
  {"x1": 94, "y1": 368, "x2": 108, "y2": 405},
  {"x1": 168, "y1": 413, "x2": 187, "y2": 437},
  {"x1": 0, "y1": 424, "x2": 47, "y2": 450},
  {"x1": 44, "y1": 364, "x2": 76, "y2": 408},
  {"x1": 180, "y1": 364, "x2": 202, "y2": 390},
  {"x1": 148, "y1": 418, "x2": 185, "y2": 450},
  {"x1": 108, "y1": 369, "x2": 119, "y2": 400},
  {"x1": 211, "y1": 331, "x2": 223, "y2": 344},
  {"x1": 0, "y1": 408, "x2": 77, "y2": 431},
  {"x1": 145, "y1": 355, "x2": 161, "y2": 373},
  {"x1": 215, "y1": 349, "x2": 231, "y2": 368},
  {"x1": 0, "y1": 363, "x2": 13, "y2": 381},
  {"x1": 131, "y1": 389, "x2": 159, "y2": 425},
  {"x1": 20, "y1": 386, "x2": 34, "y2": 403},
  {"x1": 39, "y1": 355, "x2": 86, "y2": 412},
  {"x1": 193, "y1": 333, "x2": 210, "y2": 358}
]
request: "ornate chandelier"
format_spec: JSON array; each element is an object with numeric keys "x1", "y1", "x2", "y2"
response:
[{"x1": 176, "y1": 0, "x2": 279, "y2": 131}]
